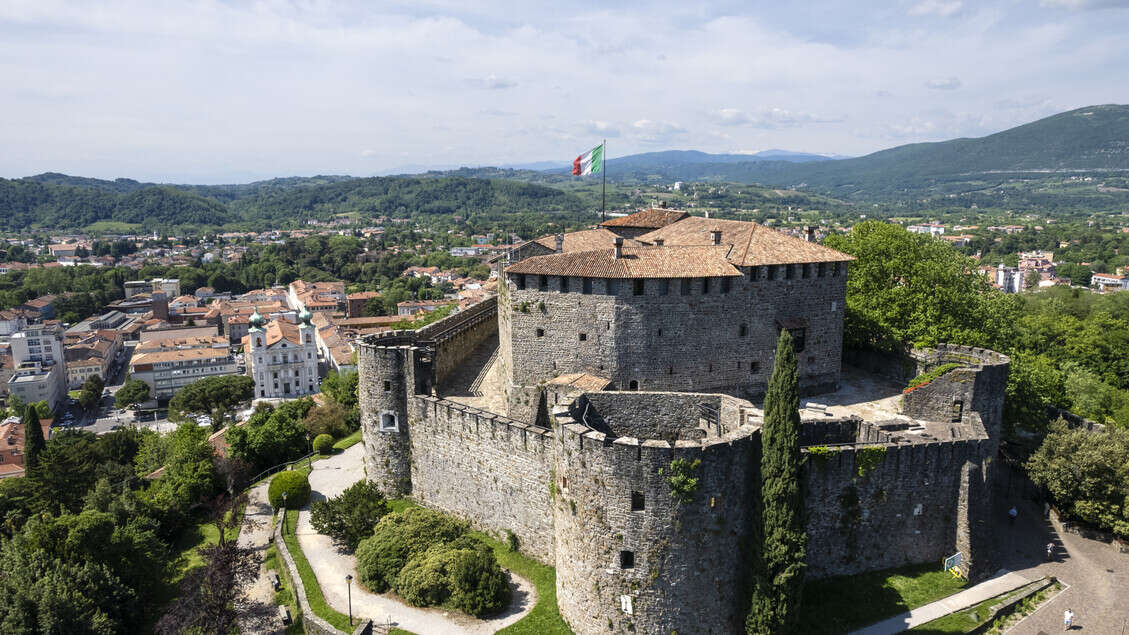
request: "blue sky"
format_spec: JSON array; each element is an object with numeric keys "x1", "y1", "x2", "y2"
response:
[{"x1": 1, "y1": 0, "x2": 1127, "y2": 183}]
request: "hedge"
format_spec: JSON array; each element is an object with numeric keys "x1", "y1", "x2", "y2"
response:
[{"x1": 268, "y1": 471, "x2": 311, "y2": 509}]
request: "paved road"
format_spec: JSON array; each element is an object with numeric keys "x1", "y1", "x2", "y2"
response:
[
  {"x1": 992, "y1": 467, "x2": 1129, "y2": 634},
  {"x1": 297, "y1": 445, "x2": 538, "y2": 634}
]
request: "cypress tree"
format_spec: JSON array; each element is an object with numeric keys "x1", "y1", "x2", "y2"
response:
[
  {"x1": 23, "y1": 405, "x2": 46, "y2": 472},
  {"x1": 746, "y1": 329, "x2": 807, "y2": 634}
]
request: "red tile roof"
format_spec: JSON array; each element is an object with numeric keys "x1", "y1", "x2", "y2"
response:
[
  {"x1": 506, "y1": 245, "x2": 742, "y2": 279},
  {"x1": 599, "y1": 208, "x2": 688, "y2": 229}
]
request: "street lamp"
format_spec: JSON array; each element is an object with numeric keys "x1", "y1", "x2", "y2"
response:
[
  {"x1": 345, "y1": 574, "x2": 353, "y2": 626},
  {"x1": 281, "y1": 492, "x2": 287, "y2": 532}
]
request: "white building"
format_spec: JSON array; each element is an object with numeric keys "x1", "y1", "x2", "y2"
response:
[
  {"x1": 9, "y1": 362, "x2": 66, "y2": 413},
  {"x1": 1092, "y1": 273, "x2": 1129, "y2": 292},
  {"x1": 244, "y1": 308, "x2": 320, "y2": 399},
  {"x1": 995, "y1": 265, "x2": 1023, "y2": 294},
  {"x1": 128, "y1": 346, "x2": 239, "y2": 400},
  {"x1": 907, "y1": 223, "x2": 946, "y2": 236}
]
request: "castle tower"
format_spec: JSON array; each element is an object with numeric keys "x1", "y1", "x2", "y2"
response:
[{"x1": 358, "y1": 335, "x2": 414, "y2": 497}]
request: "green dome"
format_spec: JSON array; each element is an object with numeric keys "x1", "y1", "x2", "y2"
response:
[
  {"x1": 248, "y1": 308, "x2": 266, "y2": 330},
  {"x1": 299, "y1": 307, "x2": 313, "y2": 325}
]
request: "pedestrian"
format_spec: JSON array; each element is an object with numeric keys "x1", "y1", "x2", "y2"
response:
[
  {"x1": 1009, "y1": 506, "x2": 1018, "y2": 525},
  {"x1": 1046, "y1": 542, "x2": 1054, "y2": 561},
  {"x1": 1063, "y1": 608, "x2": 1074, "y2": 630},
  {"x1": 1044, "y1": 501, "x2": 1051, "y2": 517}
]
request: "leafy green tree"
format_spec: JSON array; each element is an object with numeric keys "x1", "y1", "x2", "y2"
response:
[
  {"x1": 303, "y1": 401, "x2": 352, "y2": 439},
  {"x1": 21, "y1": 407, "x2": 45, "y2": 472},
  {"x1": 226, "y1": 399, "x2": 313, "y2": 472},
  {"x1": 115, "y1": 379, "x2": 150, "y2": 408},
  {"x1": 747, "y1": 330, "x2": 806, "y2": 635},
  {"x1": 78, "y1": 374, "x2": 105, "y2": 411},
  {"x1": 320, "y1": 370, "x2": 359, "y2": 410},
  {"x1": 168, "y1": 375, "x2": 254, "y2": 428},
  {"x1": 1024, "y1": 269, "x2": 1042, "y2": 290},
  {"x1": 310, "y1": 480, "x2": 391, "y2": 549},
  {"x1": 1027, "y1": 420, "x2": 1129, "y2": 536},
  {"x1": 355, "y1": 508, "x2": 469, "y2": 593},
  {"x1": 824, "y1": 221, "x2": 1019, "y2": 351}
]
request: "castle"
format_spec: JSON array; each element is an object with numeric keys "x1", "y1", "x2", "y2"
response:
[{"x1": 358, "y1": 209, "x2": 1008, "y2": 634}]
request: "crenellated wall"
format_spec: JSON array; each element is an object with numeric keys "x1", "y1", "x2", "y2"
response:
[
  {"x1": 552, "y1": 412, "x2": 760, "y2": 635},
  {"x1": 405, "y1": 395, "x2": 556, "y2": 562}
]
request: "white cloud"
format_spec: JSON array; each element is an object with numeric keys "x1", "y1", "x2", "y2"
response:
[
  {"x1": 712, "y1": 108, "x2": 842, "y2": 128},
  {"x1": 925, "y1": 77, "x2": 962, "y2": 90},
  {"x1": 631, "y1": 119, "x2": 686, "y2": 143},
  {"x1": 908, "y1": 0, "x2": 964, "y2": 16}
]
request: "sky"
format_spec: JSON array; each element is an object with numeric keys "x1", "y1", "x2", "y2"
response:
[{"x1": 2, "y1": 0, "x2": 1128, "y2": 183}]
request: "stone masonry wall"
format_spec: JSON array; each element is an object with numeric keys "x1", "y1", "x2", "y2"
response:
[
  {"x1": 552, "y1": 417, "x2": 760, "y2": 635},
  {"x1": 358, "y1": 343, "x2": 414, "y2": 497},
  {"x1": 802, "y1": 438, "x2": 989, "y2": 578},
  {"x1": 407, "y1": 395, "x2": 555, "y2": 562},
  {"x1": 423, "y1": 297, "x2": 498, "y2": 388},
  {"x1": 502, "y1": 264, "x2": 846, "y2": 421}
]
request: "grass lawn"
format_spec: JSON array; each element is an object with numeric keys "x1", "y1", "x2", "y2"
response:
[
  {"x1": 281, "y1": 508, "x2": 355, "y2": 632},
  {"x1": 469, "y1": 530, "x2": 571, "y2": 635},
  {"x1": 911, "y1": 582, "x2": 1061, "y2": 634},
  {"x1": 85, "y1": 220, "x2": 142, "y2": 233},
  {"x1": 334, "y1": 429, "x2": 363, "y2": 450},
  {"x1": 796, "y1": 562, "x2": 968, "y2": 634}
]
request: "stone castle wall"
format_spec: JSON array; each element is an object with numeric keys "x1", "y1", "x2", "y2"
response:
[
  {"x1": 552, "y1": 414, "x2": 760, "y2": 635},
  {"x1": 406, "y1": 395, "x2": 555, "y2": 562},
  {"x1": 501, "y1": 264, "x2": 846, "y2": 420},
  {"x1": 420, "y1": 296, "x2": 498, "y2": 388},
  {"x1": 801, "y1": 437, "x2": 990, "y2": 578}
]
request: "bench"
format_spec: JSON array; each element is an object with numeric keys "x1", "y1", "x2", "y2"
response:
[
  {"x1": 268, "y1": 569, "x2": 281, "y2": 591},
  {"x1": 278, "y1": 605, "x2": 291, "y2": 625}
]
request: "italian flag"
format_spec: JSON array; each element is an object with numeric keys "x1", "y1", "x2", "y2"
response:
[{"x1": 572, "y1": 143, "x2": 604, "y2": 175}]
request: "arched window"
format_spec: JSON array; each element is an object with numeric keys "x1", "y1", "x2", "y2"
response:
[{"x1": 379, "y1": 411, "x2": 399, "y2": 432}]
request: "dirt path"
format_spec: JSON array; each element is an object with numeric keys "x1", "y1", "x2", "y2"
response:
[
  {"x1": 237, "y1": 478, "x2": 284, "y2": 634},
  {"x1": 297, "y1": 445, "x2": 538, "y2": 634}
]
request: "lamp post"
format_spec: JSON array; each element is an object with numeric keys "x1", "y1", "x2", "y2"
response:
[
  {"x1": 281, "y1": 492, "x2": 287, "y2": 533},
  {"x1": 345, "y1": 574, "x2": 353, "y2": 626}
]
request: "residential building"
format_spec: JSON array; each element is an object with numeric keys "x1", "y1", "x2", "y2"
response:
[
  {"x1": 244, "y1": 309, "x2": 320, "y2": 399},
  {"x1": 129, "y1": 346, "x2": 238, "y2": 400},
  {"x1": 9, "y1": 361, "x2": 66, "y2": 413},
  {"x1": 124, "y1": 278, "x2": 181, "y2": 299},
  {"x1": 906, "y1": 223, "x2": 945, "y2": 236},
  {"x1": 0, "y1": 310, "x2": 28, "y2": 336},
  {"x1": 346, "y1": 291, "x2": 381, "y2": 318},
  {"x1": 0, "y1": 415, "x2": 53, "y2": 479},
  {"x1": 1092, "y1": 273, "x2": 1129, "y2": 292},
  {"x1": 287, "y1": 280, "x2": 346, "y2": 313},
  {"x1": 16, "y1": 295, "x2": 57, "y2": 321},
  {"x1": 995, "y1": 265, "x2": 1023, "y2": 293},
  {"x1": 396, "y1": 299, "x2": 454, "y2": 317}
]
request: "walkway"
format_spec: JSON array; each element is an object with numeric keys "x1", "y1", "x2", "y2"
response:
[
  {"x1": 297, "y1": 444, "x2": 538, "y2": 634},
  {"x1": 441, "y1": 335, "x2": 507, "y2": 415},
  {"x1": 237, "y1": 477, "x2": 284, "y2": 634},
  {"x1": 849, "y1": 570, "x2": 1035, "y2": 634},
  {"x1": 992, "y1": 466, "x2": 1129, "y2": 634}
]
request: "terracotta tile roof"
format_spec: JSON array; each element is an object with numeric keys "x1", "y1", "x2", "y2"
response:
[
  {"x1": 636, "y1": 216, "x2": 854, "y2": 266},
  {"x1": 599, "y1": 208, "x2": 688, "y2": 229},
  {"x1": 506, "y1": 245, "x2": 742, "y2": 279},
  {"x1": 532, "y1": 228, "x2": 641, "y2": 253},
  {"x1": 248, "y1": 320, "x2": 309, "y2": 347}
]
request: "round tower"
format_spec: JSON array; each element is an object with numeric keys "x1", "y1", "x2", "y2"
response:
[
  {"x1": 358, "y1": 335, "x2": 413, "y2": 497},
  {"x1": 551, "y1": 392, "x2": 760, "y2": 634}
]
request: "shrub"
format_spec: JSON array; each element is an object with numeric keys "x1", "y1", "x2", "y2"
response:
[
  {"x1": 394, "y1": 539, "x2": 510, "y2": 617},
  {"x1": 313, "y1": 434, "x2": 335, "y2": 455},
  {"x1": 268, "y1": 471, "x2": 311, "y2": 509},
  {"x1": 310, "y1": 480, "x2": 391, "y2": 549},
  {"x1": 354, "y1": 508, "x2": 469, "y2": 593}
]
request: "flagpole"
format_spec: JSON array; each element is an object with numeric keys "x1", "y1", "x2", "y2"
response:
[{"x1": 601, "y1": 139, "x2": 606, "y2": 222}]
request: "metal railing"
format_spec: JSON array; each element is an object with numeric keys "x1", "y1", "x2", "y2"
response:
[{"x1": 247, "y1": 450, "x2": 318, "y2": 488}]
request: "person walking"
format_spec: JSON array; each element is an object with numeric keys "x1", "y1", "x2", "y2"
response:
[
  {"x1": 1046, "y1": 542, "x2": 1055, "y2": 561},
  {"x1": 1063, "y1": 608, "x2": 1074, "y2": 630},
  {"x1": 1009, "y1": 506, "x2": 1018, "y2": 525}
]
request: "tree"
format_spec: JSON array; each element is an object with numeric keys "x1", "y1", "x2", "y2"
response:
[
  {"x1": 115, "y1": 379, "x2": 150, "y2": 409},
  {"x1": 168, "y1": 375, "x2": 254, "y2": 428},
  {"x1": 21, "y1": 406, "x2": 45, "y2": 473},
  {"x1": 79, "y1": 374, "x2": 105, "y2": 411},
  {"x1": 226, "y1": 400, "x2": 313, "y2": 472},
  {"x1": 747, "y1": 330, "x2": 806, "y2": 635},
  {"x1": 1024, "y1": 269, "x2": 1042, "y2": 290},
  {"x1": 310, "y1": 480, "x2": 391, "y2": 549},
  {"x1": 320, "y1": 369, "x2": 359, "y2": 410},
  {"x1": 1027, "y1": 420, "x2": 1129, "y2": 537},
  {"x1": 155, "y1": 541, "x2": 261, "y2": 635},
  {"x1": 303, "y1": 401, "x2": 351, "y2": 439}
]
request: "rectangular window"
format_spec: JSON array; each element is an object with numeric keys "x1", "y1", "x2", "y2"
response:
[
  {"x1": 785, "y1": 265, "x2": 794, "y2": 280},
  {"x1": 607, "y1": 279, "x2": 618, "y2": 295},
  {"x1": 383, "y1": 380, "x2": 391, "y2": 391},
  {"x1": 702, "y1": 277, "x2": 711, "y2": 294},
  {"x1": 818, "y1": 262, "x2": 826, "y2": 277},
  {"x1": 680, "y1": 279, "x2": 691, "y2": 295},
  {"x1": 579, "y1": 333, "x2": 587, "y2": 342},
  {"x1": 539, "y1": 275, "x2": 549, "y2": 291},
  {"x1": 631, "y1": 491, "x2": 645, "y2": 511},
  {"x1": 657, "y1": 279, "x2": 669, "y2": 296},
  {"x1": 620, "y1": 551, "x2": 635, "y2": 569},
  {"x1": 952, "y1": 400, "x2": 963, "y2": 423},
  {"x1": 721, "y1": 277, "x2": 731, "y2": 294},
  {"x1": 582, "y1": 278, "x2": 592, "y2": 294},
  {"x1": 560, "y1": 276, "x2": 569, "y2": 293},
  {"x1": 515, "y1": 274, "x2": 526, "y2": 290},
  {"x1": 380, "y1": 412, "x2": 398, "y2": 431},
  {"x1": 832, "y1": 262, "x2": 841, "y2": 276},
  {"x1": 802, "y1": 264, "x2": 811, "y2": 279},
  {"x1": 789, "y1": 328, "x2": 807, "y2": 353},
  {"x1": 633, "y1": 279, "x2": 645, "y2": 295},
  {"x1": 750, "y1": 362, "x2": 760, "y2": 373},
  {"x1": 536, "y1": 328, "x2": 545, "y2": 337}
]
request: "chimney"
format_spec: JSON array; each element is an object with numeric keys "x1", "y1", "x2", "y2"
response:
[
  {"x1": 654, "y1": 238, "x2": 664, "y2": 246},
  {"x1": 704, "y1": 211, "x2": 710, "y2": 218},
  {"x1": 659, "y1": 201, "x2": 668, "y2": 209},
  {"x1": 613, "y1": 237, "x2": 624, "y2": 259},
  {"x1": 554, "y1": 233, "x2": 564, "y2": 253},
  {"x1": 803, "y1": 226, "x2": 816, "y2": 242},
  {"x1": 710, "y1": 230, "x2": 722, "y2": 245}
]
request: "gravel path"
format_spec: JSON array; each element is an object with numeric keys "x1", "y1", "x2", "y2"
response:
[{"x1": 297, "y1": 444, "x2": 538, "y2": 634}]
